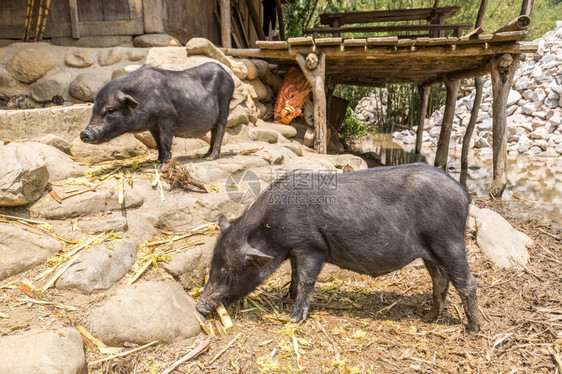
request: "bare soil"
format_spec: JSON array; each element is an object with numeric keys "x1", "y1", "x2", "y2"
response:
[{"x1": 1, "y1": 196, "x2": 561, "y2": 374}]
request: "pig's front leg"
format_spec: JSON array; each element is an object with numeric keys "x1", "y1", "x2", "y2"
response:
[
  {"x1": 150, "y1": 126, "x2": 174, "y2": 168},
  {"x1": 289, "y1": 249, "x2": 326, "y2": 322}
]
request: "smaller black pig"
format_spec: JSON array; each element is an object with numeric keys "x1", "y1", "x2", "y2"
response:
[
  {"x1": 196, "y1": 164, "x2": 481, "y2": 333},
  {"x1": 80, "y1": 62, "x2": 234, "y2": 166}
]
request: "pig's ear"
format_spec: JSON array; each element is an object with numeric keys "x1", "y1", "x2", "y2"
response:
[
  {"x1": 241, "y1": 244, "x2": 273, "y2": 268},
  {"x1": 218, "y1": 215, "x2": 231, "y2": 231},
  {"x1": 117, "y1": 91, "x2": 138, "y2": 109}
]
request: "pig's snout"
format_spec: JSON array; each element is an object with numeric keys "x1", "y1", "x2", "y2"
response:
[
  {"x1": 80, "y1": 129, "x2": 96, "y2": 143},
  {"x1": 196, "y1": 300, "x2": 214, "y2": 315}
]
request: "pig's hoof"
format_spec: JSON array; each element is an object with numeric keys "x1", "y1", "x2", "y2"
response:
[
  {"x1": 466, "y1": 322, "x2": 481, "y2": 336},
  {"x1": 203, "y1": 151, "x2": 220, "y2": 160}
]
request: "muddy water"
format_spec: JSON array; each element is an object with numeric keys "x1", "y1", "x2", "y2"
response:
[{"x1": 350, "y1": 134, "x2": 562, "y2": 222}]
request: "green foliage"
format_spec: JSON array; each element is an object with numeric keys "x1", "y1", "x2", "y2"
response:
[{"x1": 339, "y1": 107, "x2": 375, "y2": 139}]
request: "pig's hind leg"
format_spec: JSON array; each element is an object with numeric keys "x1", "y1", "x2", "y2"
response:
[
  {"x1": 430, "y1": 244, "x2": 481, "y2": 334},
  {"x1": 204, "y1": 122, "x2": 226, "y2": 159},
  {"x1": 423, "y1": 259, "x2": 450, "y2": 320}
]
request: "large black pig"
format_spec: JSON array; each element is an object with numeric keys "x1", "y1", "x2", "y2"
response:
[
  {"x1": 197, "y1": 163, "x2": 481, "y2": 333},
  {"x1": 80, "y1": 62, "x2": 234, "y2": 166}
]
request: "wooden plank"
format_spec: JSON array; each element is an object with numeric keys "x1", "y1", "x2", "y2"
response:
[
  {"x1": 68, "y1": 0, "x2": 80, "y2": 39},
  {"x1": 366, "y1": 36, "x2": 398, "y2": 45},
  {"x1": 304, "y1": 23, "x2": 473, "y2": 36},
  {"x1": 78, "y1": 0, "x2": 104, "y2": 22},
  {"x1": 102, "y1": 0, "x2": 129, "y2": 21},
  {"x1": 142, "y1": 0, "x2": 164, "y2": 33},
  {"x1": 256, "y1": 40, "x2": 288, "y2": 49},
  {"x1": 319, "y1": 6, "x2": 460, "y2": 25},
  {"x1": 343, "y1": 38, "x2": 367, "y2": 47},
  {"x1": 397, "y1": 38, "x2": 415, "y2": 47},
  {"x1": 314, "y1": 37, "x2": 343, "y2": 46},
  {"x1": 489, "y1": 30, "x2": 527, "y2": 42},
  {"x1": 288, "y1": 37, "x2": 314, "y2": 46},
  {"x1": 414, "y1": 37, "x2": 431, "y2": 46}
]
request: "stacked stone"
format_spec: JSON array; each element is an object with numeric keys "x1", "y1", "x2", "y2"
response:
[{"x1": 354, "y1": 22, "x2": 562, "y2": 157}]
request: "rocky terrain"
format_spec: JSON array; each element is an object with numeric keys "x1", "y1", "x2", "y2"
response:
[
  {"x1": 355, "y1": 21, "x2": 562, "y2": 158},
  {"x1": 0, "y1": 39, "x2": 552, "y2": 373}
]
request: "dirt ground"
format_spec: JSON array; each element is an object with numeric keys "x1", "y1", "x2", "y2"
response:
[{"x1": 1, "y1": 196, "x2": 561, "y2": 374}]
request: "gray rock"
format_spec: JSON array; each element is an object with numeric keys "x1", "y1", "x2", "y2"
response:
[
  {"x1": 133, "y1": 34, "x2": 182, "y2": 47},
  {"x1": 56, "y1": 236, "x2": 138, "y2": 293},
  {"x1": 6, "y1": 49, "x2": 58, "y2": 83},
  {"x1": 126, "y1": 212, "x2": 160, "y2": 242},
  {"x1": 514, "y1": 76, "x2": 531, "y2": 91},
  {"x1": 89, "y1": 280, "x2": 202, "y2": 345},
  {"x1": 471, "y1": 206, "x2": 532, "y2": 269},
  {"x1": 64, "y1": 51, "x2": 94, "y2": 68},
  {"x1": 507, "y1": 89, "x2": 522, "y2": 106},
  {"x1": 545, "y1": 98, "x2": 559, "y2": 108},
  {"x1": 533, "y1": 139, "x2": 548, "y2": 151},
  {"x1": 78, "y1": 213, "x2": 128, "y2": 234},
  {"x1": 249, "y1": 127, "x2": 279, "y2": 143},
  {"x1": 98, "y1": 47, "x2": 123, "y2": 66},
  {"x1": 30, "y1": 71, "x2": 71, "y2": 103},
  {"x1": 517, "y1": 134, "x2": 532, "y2": 153},
  {"x1": 127, "y1": 50, "x2": 146, "y2": 61},
  {"x1": 30, "y1": 183, "x2": 144, "y2": 219},
  {"x1": 474, "y1": 136, "x2": 491, "y2": 149},
  {"x1": 31, "y1": 134, "x2": 71, "y2": 154},
  {"x1": 556, "y1": 143, "x2": 562, "y2": 154},
  {"x1": 531, "y1": 87, "x2": 546, "y2": 102},
  {"x1": 0, "y1": 328, "x2": 86, "y2": 374},
  {"x1": 530, "y1": 127, "x2": 550, "y2": 140},
  {"x1": 0, "y1": 143, "x2": 49, "y2": 206},
  {"x1": 111, "y1": 64, "x2": 142, "y2": 79},
  {"x1": 257, "y1": 120, "x2": 297, "y2": 138},
  {"x1": 242, "y1": 59, "x2": 258, "y2": 80},
  {"x1": 246, "y1": 78, "x2": 268, "y2": 101},
  {"x1": 0, "y1": 223, "x2": 62, "y2": 280},
  {"x1": 69, "y1": 134, "x2": 148, "y2": 163},
  {"x1": 522, "y1": 102, "x2": 542, "y2": 114},
  {"x1": 69, "y1": 71, "x2": 110, "y2": 102},
  {"x1": 0, "y1": 67, "x2": 17, "y2": 88},
  {"x1": 21, "y1": 142, "x2": 85, "y2": 182},
  {"x1": 227, "y1": 106, "x2": 250, "y2": 128},
  {"x1": 161, "y1": 237, "x2": 216, "y2": 289}
]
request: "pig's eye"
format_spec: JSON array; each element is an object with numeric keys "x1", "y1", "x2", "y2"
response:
[{"x1": 105, "y1": 108, "x2": 117, "y2": 116}]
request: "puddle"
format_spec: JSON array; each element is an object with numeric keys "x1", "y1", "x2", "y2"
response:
[{"x1": 350, "y1": 133, "x2": 562, "y2": 222}]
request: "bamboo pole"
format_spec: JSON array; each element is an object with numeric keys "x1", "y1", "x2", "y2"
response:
[
  {"x1": 22, "y1": 0, "x2": 35, "y2": 41},
  {"x1": 37, "y1": 0, "x2": 51, "y2": 42},
  {"x1": 520, "y1": 0, "x2": 534, "y2": 16},
  {"x1": 33, "y1": 0, "x2": 45, "y2": 42}
]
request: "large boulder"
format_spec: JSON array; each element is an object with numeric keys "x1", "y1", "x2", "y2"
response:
[
  {"x1": 20, "y1": 142, "x2": 86, "y2": 182},
  {"x1": 133, "y1": 34, "x2": 182, "y2": 47},
  {"x1": 69, "y1": 71, "x2": 111, "y2": 102},
  {"x1": 470, "y1": 206, "x2": 532, "y2": 268},
  {"x1": 98, "y1": 47, "x2": 123, "y2": 66},
  {"x1": 161, "y1": 237, "x2": 216, "y2": 289},
  {"x1": 30, "y1": 71, "x2": 71, "y2": 103},
  {"x1": 6, "y1": 48, "x2": 58, "y2": 83},
  {"x1": 0, "y1": 328, "x2": 86, "y2": 374},
  {"x1": 88, "y1": 280, "x2": 202, "y2": 345},
  {"x1": 64, "y1": 51, "x2": 94, "y2": 68},
  {"x1": 185, "y1": 38, "x2": 248, "y2": 79},
  {"x1": 0, "y1": 143, "x2": 49, "y2": 206},
  {"x1": 69, "y1": 134, "x2": 148, "y2": 163},
  {"x1": 56, "y1": 236, "x2": 138, "y2": 293},
  {"x1": 0, "y1": 223, "x2": 62, "y2": 280}
]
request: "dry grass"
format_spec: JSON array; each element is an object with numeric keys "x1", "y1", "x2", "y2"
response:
[{"x1": 1, "y1": 197, "x2": 560, "y2": 373}]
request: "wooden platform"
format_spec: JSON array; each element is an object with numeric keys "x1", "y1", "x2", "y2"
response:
[{"x1": 223, "y1": 31, "x2": 536, "y2": 86}]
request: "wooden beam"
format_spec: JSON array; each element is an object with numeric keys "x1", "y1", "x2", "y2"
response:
[
  {"x1": 460, "y1": 76, "x2": 484, "y2": 186},
  {"x1": 68, "y1": 0, "x2": 80, "y2": 39},
  {"x1": 304, "y1": 23, "x2": 473, "y2": 36},
  {"x1": 220, "y1": 0, "x2": 231, "y2": 48},
  {"x1": 296, "y1": 53, "x2": 327, "y2": 154},
  {"x1": 415, "y1": 84, "x2": 430, "y2": 154},
  {"x1": 520, "y1": 0, "x2": 534, "y2": 16},
  {"x1": 434, "y1": 77, "x2": 459, "y2": 169},
  {"x1": 474, "y1": 0, "x2": 488, "y2": 29},
  {"x1": 490, "y1": 53, "x2": 519, "y2": 198},
  {"x1": 494, "y1": 15, "x2": 531, "y2": 33},
  {"x1": 244, "y1": 0, "x2": 267, "y2": 41}
]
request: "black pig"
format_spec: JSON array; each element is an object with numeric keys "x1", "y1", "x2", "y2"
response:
[
  {"x1": 197, "y1": 163, "x2": 481, "y2": 333},
  {"x1": 80, "y1": 62, "x2": 234, "y2": 166}
]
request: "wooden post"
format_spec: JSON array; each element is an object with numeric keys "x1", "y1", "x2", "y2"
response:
[
  {"x1": 244, "y1": 0, "x2": 267, "y2": 41},
  {"x1": 520, "y1": 0, "x2": 534, "y2": 16},
  {"x1": 434, "y1": 77, "x2": 459, "y2": 169},
  {"x1": 220, "y1": 0, "x2": 232, "y2": 48},
  {"x1": 460, "y1": 76, "x2": 484, "y2": 187},
  {"x1": 415, "y1": 84, "x2": 430, "y2": 154},
  {"x1": 490, "y1": 53, "x2": 518, "y2": 198},
  {"x1": 142, "y1": 0, "x2": 164, "y2": 34},
  {"x1": 475, "y1": 0, "x2": 488, "y2": 29},
  {"x1": 275, "y1": 0, "x2": 285, "y2": 40},
  {"x1": 296, "y1": 52, "x2": 327, "y2": 154},
  {"x1": 68, "y1": 0, "x2": 80, "y2": 39}
]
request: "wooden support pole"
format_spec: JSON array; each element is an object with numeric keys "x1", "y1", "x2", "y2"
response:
[
  {"x1": 244, "y1": 0, "x2": 267, "y2": 41},
  {"x1": 460, "y1": 76, "x2": 484, "y2": 187},
  {"x1": 68, "y1": 0, "x2": 80, "y2": 39},
  {"x1": 490, "y1": 53, "x2": 518, "y2": 198},
  {"x1": 475, "y1": 0, "x2": 488, "y2": 29},
  {"x1": 415, "y1": 84, "x2": 430, "y2": 154},
  {"x1": 520, "y1": 0, "x2": 534, "y2": 16},
  {"x1": 296, "y1": 52, "x2": 327, "y2": 154},
  {"x1": 275, "y1": 0, "x2": 285, "y2": 41},
  {"x1": 434, "y1": 77, "x2": 459, "y2": 169},
  {"x1": 220, "y1": 0, "x2": 232, "y2": 48}
]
